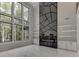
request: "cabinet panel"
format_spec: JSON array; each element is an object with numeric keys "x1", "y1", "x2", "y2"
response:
[{"x1": 58, "y1": 2, "x2": 77, "y2": 51}]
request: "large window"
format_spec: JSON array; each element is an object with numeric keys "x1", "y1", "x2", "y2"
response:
[{"x1": 0, "y1": 2, "x2": 29, "y2": 43}]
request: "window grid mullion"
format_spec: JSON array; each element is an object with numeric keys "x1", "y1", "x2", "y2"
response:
[
  {"x1": 21, "y1": 4, "x2": 24, "y2": 40},
  {"x1": 11, "y1": 2, "x2": 16, "y2": 42}
]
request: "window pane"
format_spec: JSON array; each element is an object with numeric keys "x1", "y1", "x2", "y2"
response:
[
  {"x1": 15, "y1": 19, "x2": 22, "y2": 24},
  {"x1": 3, "y1": 23, "x2": 12, "y2": 42},
  {"x1": 23, "y1": 21, "x2": 29, "y2": 25},
  {"x1": 16, "y1": 25, "x2": 22, "y2": 41},
  {"x1": 0, "y1": 23, "x2": 12, "y2": 42},
  {"x1": 14, "y1": 3, "x2": 21, "y2": 18},
  {"x1": 23, "y1": 6, "x2": 28, "y2": 21},
  {"x1": 0, "y1": 15, "x2": 11, "y2": 22},
  {"x1": 0, "y1": 2, "x2": 11, "y2": 14},
  {"x1": 23, "y1": 26, "x2": 29, "y2": 40}
]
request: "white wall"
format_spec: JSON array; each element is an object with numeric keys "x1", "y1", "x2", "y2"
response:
[
  {"x1": 58, "y1": 2, "x2": 77, "y2": 51},
  {"x1": 77, "y1": 3, "x2": 79, "y2": 54},
  {"x1": 33, "y1": 3, "x2": 39, "y2": 45}
]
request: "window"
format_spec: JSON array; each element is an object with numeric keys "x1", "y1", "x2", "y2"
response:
[
  {"x1": 2, "y1": 23, "x2": 12, "y2": 42},
  {"x1": 23, "y1": 21, "x2": 29, "y2": 25},
  {"x1": 0, "y1": 2, "x2": 12, "y2": 14},
  {"x1": 23, "y1": 26, "x2": 29, "y2": 40},
  {"x1": 23, "y1": 21, "x2": 29, "y2": 40},
  {"x1": 23, "y1": 6, "x2": 28, "y2": 21},
  {"x1": 16, "y1": 25, "x2": 22, "y2": 41},
  {"x1": 0, "y1": 2, "x2": 29, "y2": 43},
  {"x1": 14, "y1": 3, "x2": 22, "y2": 18},
  {"x1": 0, "y1": 15, "x2": 11, "y2": 22},
  {"x1": 15, "y1": 19, "x2": 22, "y2": 24},
  {"x1": 0, "y1": 15, "x2": 12, "y2": 43}
]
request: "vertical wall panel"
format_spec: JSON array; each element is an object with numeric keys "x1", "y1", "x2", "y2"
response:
[{"x1": 58, "y1": 2, "x2": 77, "y2": 51}]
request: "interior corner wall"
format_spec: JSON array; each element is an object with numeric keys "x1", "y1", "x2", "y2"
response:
[
  {"x1": 58, "y1": 2, "x2": 77, "y2": 51},
  {"x1": 33, "y1": 3, "x2": 39, "y2": 45}
]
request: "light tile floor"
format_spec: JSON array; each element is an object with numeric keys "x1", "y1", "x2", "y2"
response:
[{"x1": 0, "y1": 45, "x2": 78, "y2": 57}]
